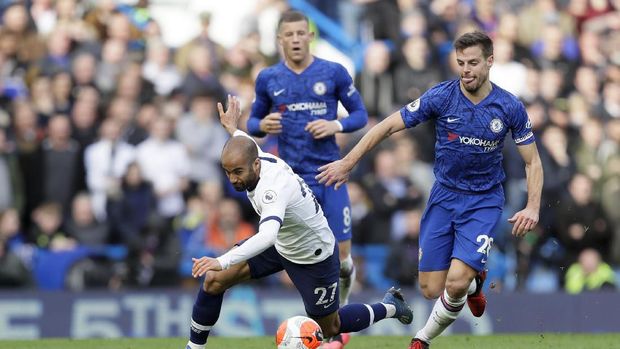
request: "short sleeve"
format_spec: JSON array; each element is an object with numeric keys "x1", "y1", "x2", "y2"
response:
[
  {"x1": 510, "y1": 101, "x2": 535, "y2": 145},
  {"x1": 399, "y1": 84, "x2": 443, "y2": 128},
  {"x1": 256, "y1": 178, "x2": 292, "y2": 226}
]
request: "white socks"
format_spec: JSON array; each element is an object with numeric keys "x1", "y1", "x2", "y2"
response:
[
  {"x1": 467, "y1": 278, "x2": 477, "y2": 295},
  {"x1": 339, "y1": 254, "x2": 356, "y2": 305},
  {"x1": 415, "y1": 289, "x2": 466, "y2": 343},
  {"x1": 185, "y1": 342, "x2": 205, "y2": 349},
  {"x1": 382, "y1": 303, "x2": 397, "y2": 318}
]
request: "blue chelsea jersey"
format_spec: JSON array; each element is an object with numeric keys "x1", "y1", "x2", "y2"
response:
[
  {"x1": 400, "y1": 80, "x2": 535, "y2": 192},
  {"x1": 248, "y1": 57, "x2": 367, "y2": 185}
]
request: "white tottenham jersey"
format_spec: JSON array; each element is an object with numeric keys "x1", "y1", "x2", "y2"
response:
[{"x1": 237, "y1": 130, "x2": 335, "y2": 264}]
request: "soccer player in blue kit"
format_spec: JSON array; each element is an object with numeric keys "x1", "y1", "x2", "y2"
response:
[
  {"x1": 247, "y1": 9, "x2": 366, "y2": 327},
  {"x1": 317, "y1": 32, "x2": 544, "y2": 349}
]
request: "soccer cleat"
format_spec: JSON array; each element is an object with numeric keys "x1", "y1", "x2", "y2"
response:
[
  {"x1": 408, "y1": 338, "x2": 430, "y2": 349},
  {"x1": 382, "y1": 287, "x2": 413, "y2": 325},
  {"x1": 467, "y1": 269, "x2": 488, "y2": 317}
]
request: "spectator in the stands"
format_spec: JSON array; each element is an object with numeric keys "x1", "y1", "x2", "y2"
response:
[
  {"x1": 565, "y1": 248, "x2": 616, "y2": 294},
  {"x1": 63, "y1": 192, "x2": 109, "y2": 247}
]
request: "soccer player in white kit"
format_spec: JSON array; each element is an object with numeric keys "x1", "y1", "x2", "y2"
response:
[{"x1": 184, "y1": 96, "x2": 413, "y2": 349}]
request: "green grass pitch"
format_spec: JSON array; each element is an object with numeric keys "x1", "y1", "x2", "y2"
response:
[{"x1": 3, "y1": 334, "x2": 620, "y2": 349}]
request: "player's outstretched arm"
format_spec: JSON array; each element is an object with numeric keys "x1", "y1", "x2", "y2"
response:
[
  {"x1": 508, "y1": 142, "x2": 544, "y2": 237},
  {"x1": 316, "y1": 111, "x2": 406, "y2": 189},
  {"x1": 192, "y1": 219, "x2": 280, "y2": 278},
  {"x1": 218, "y1": 94, "x2": 242, "y2": 136}
]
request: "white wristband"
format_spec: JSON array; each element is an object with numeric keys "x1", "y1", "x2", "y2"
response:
[{"x1": 334, "y1": 120, "x2": 344, "y2": 132}]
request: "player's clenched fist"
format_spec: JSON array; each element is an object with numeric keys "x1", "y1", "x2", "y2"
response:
[
  {"x1": 305, "y1": 119, "x2": 341, "y2": 139},
  {"x1": 259, "y1": 113, "x2": 283, "y2": 134}
]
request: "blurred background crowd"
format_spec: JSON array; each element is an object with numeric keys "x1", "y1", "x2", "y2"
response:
[{"x1": 0, "y1": 0, "x2": 618, "y2": 295}]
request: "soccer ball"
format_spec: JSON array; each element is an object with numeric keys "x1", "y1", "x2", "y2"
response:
[{"x1": 275, "y1": 315, "x2": 323, "y2": 349}]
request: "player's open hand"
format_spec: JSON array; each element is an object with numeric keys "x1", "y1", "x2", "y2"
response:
[
  {"x1": 507, "y1": 207, "x2": 539, "y2": 237},
  {"x1": 217, "y1": 95, "x2": 241, "y2": 135},
  {"x1": 260, "y1": 113, "x2": 282, "y2": 134},
  {"x1": 191, "y1": 256, "x2": 223, "y2": 278},
  {"x1": 305, "y1": 119, "x2": 340, "y2": 139},
  {"x1": 316, "y1": 159, "x2": 351, "y2": 189}
]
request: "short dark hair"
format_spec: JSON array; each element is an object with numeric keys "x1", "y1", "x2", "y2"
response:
[
  {"x1": 277, "y1": 10, "x2": 309, "y2": 31},
  {"x1": 223, "y1": 136, "x2": 258, "y2": 166},
  {"x1": 454, "y1": 31, "x2": 494, "y2": 58}
]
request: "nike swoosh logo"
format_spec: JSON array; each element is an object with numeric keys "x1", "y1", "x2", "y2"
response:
[
  {"x1": 481, "y1": 259, "x2": 487, "y2": 264},
  {"x1": 323, "y1": 301, "x2": 336, "y2": 308},
  {"x1": 447, "y1": 117, "x2": 460, "y2": 123},
  {"x1": 274, "y1": 89, "x2": 285, "y2": 96}
]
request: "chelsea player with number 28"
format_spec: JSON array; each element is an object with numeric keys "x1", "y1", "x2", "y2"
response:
[
  {"x1": 318, "y1": 32, "x2": 544, "y2": 349},
  {"x1": 247, "y1": 11, "x2": 367, "y2": 314}
]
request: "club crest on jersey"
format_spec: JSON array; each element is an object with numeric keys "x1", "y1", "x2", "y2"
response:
[
  {"x1": 406, "y1": 98, "x2": 420, "y2": 112},
  {"x1": 490, "y1": 118, "x2": 504, "y2": 133},
  {"x1": 313, "y1": 82, "x2": 326, "y2": 95},
  {"x1": 262, "y1": 190, "x2": 277, "y2": 204}
]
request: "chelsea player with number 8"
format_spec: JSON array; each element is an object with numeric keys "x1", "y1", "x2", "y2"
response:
[{"x1": 247, "y1": 11, "x2": 368, "y2": 321}]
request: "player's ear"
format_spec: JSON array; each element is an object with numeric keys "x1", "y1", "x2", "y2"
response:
[{"x1": 487, "y1": 54, "x2": 494, "y2": 67}]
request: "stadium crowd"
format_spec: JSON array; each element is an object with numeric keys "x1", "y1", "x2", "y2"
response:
[{"x1": 0, "y1": 0, "x2": 618, "y2": 294}]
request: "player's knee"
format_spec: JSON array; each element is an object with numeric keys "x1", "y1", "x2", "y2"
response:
[
  {"x1": 419, "y1": 282, "x2": 443, "y2": 299},
  {"x1": 444, "y1": 277, "x2": 470, "y2": 298},
  {"x1": 202, "y1": 271, "x2": 227, "y2": 294}
]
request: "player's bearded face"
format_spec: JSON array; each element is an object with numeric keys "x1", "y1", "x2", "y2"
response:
[
  {"x1": 456, "y1": 45, "x2": 493, "y2": 93},
  {"x1": 224, "y1": 158, "x2": 260, "y2": 192},
  {"x1": 278, "y1": 20, "x2": 313, "y2": 64}
]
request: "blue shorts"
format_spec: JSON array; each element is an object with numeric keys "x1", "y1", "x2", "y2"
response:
[
  {"x1": 309, "y1": 183, "x2": 352, "y2": 242},
  {"x1": 419, "y1": 183, "x2": 504, "y2": 272},
  {"x1": 247, "y1": 245, "x2": 340, "y2": 318}
]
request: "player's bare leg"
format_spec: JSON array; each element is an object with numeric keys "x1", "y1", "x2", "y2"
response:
[
  {"x1": 418, "y1": 270, "x2": 448, "y2": 300},
  {"x1": 186, "y1": 262, "x2": 252, "y2": 349},
  {"x1": 338, "y1": 239, "x2": 355, "y2": 305},
  {"x1": 410, "y1": 259, "x2": 477, "y2": 347}
]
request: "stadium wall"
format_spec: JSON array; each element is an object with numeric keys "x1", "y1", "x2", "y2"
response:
[{"x1": 0, "y1": 287, "x2": 618, "y2": 339}]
